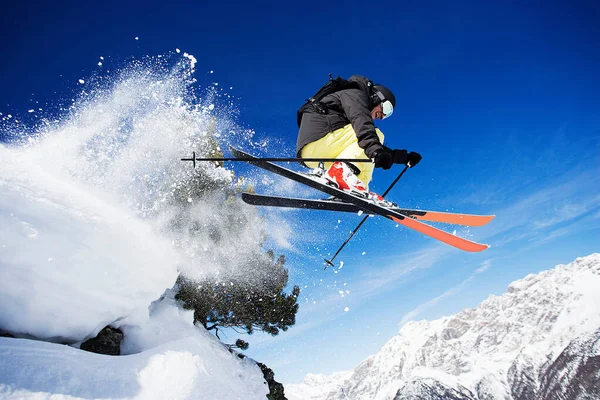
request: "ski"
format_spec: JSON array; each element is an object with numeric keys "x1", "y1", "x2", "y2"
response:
[
  {"x1": 230, "y1": 146, "x2": 490, "y2": 252},
  {"x1": 241, "y1": 193, "x2": 495, "y2": 227}
]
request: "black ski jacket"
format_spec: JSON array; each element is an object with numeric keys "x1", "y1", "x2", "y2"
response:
[{"x1": 296, "y1": 86, "x2": 383, "y2": 159}]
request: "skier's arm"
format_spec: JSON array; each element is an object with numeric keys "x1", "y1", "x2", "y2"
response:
[{"x1": 338, "y1": 89, "x2": 383, "y2": 159}]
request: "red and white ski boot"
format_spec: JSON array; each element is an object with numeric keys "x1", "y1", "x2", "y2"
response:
[{"x1": 324, "y1": 162, "x2": 369, "y2": 198}]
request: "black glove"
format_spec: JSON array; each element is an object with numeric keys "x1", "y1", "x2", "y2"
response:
[
  {"x1": 389, "y1": 149, "x2": 422, "y2": 168},
  {"x1": 375, "y1": 149, "x2": 422, "y2": 169},
  {"x1": 407, "y1": 151, "x2": 422, "y2": 168},
  {"x1": 391, "y1": 149, "x2": 408, "y2": 165},
  {"x1": 374, "y1": 149, "x2": 394, "y2": 170}
]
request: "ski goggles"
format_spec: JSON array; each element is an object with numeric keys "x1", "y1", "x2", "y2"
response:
[
  {"x1": 381, "y1": 99, "x2": 393, "y2": 119},
  {"x1": 375, "y1": 90, "x2": 394, "y2": 119}
]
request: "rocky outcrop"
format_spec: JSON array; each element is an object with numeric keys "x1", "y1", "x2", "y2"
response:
[
  {"x1": 80, "y1": 326, "x2": 123, "y2": 356},
  {"x1": 537, "y1": 328, "x2": 600, "y2": 400},
  {"x1": 258, "y1": 362, "x2": 287, "y2": 400},
  {"x1": 394, "y1": 378, "x2": 476, "y2": 400}
]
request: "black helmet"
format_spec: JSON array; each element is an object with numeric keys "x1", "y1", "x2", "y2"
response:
[{"x1": 373, "y1": 84, "x2": 396, "y2": 108}]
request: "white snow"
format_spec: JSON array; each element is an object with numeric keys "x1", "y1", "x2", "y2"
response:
[
  {"x1": 0, "y1": 296, "x2": 268, "y2": 400},
  {"x1": 0, "y1": 147, "x2": 179, "y2": 342},
  {"x1": 286, "y1": 371, "x2": 353, "y2": 400},
  {"x1": 183, "y1": 52, "x2": 197, "y2": 70},
  {"x1": 0, "y1": 56, "x2": 274, "y2": 399},
  {"x1": 0, "y1": 146, "x2": 269, "y2": 398}
]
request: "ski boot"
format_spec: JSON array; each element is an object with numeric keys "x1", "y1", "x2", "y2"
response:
[{"x1": 323, "y1": 162, "x2": 369, "y2": 199}]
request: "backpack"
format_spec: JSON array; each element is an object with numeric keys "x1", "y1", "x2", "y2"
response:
[{"x1": 296, "y1": 74, "x2": 375, "y2": 127}]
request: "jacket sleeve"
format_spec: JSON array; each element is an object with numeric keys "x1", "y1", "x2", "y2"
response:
[{"x1": 337, "y1": 89, "x2": 383, "y2": 159}]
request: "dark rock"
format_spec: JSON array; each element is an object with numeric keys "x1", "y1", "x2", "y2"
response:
[
  {"x1": 258, "y1": 362, "x2": 286, "y2": 400},
  {"x1": 0, "y1": 330, "x2": 15, "y2": 338},
  {"x1": 80, "y1": 326, "x2": 123, "y2": 356},
  {"x1": 537, "y1": 329, "x2": 600, "y2": 400},
  {"x1": 508, "y1": 353, "x2": 538, "y2": 400},
  {"x1": 394, "y1": 378, "x2": 476, "y2": 400}
]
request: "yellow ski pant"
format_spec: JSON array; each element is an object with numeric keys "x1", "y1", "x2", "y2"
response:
[{"x1": 300, "y1": 124, "x2": 384, "y2": 189}]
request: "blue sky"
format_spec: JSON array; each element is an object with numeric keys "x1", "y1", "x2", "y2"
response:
[{"x1": 2, "y1": 0, "x2": 599, "y2": 384}]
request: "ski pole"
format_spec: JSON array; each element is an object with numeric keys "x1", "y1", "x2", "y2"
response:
[
  {"x1": 181, "y1": 152, "x2": 372, "y2": 169},
  {"x1": 324, "y1": 164, "x2": 410, "y2": 269}
]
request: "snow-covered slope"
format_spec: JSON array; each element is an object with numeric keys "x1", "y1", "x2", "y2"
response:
[
  {"x1": 0, "y1": 296, "x2": 269, "y2": 399},
  {"x1": 0, "y1": 142, "x2": 270, "y2": 399},
  {"x1": 287, "y1": 254, "x2": 600, "y2": 400},
  {"x1": 0, "y1": 146, "x2": 180, "y2": 343},
  {"x1": 0, "y1": 54, "x2": 272, "y2": 399}
]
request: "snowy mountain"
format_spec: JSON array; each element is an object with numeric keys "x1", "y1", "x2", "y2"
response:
[
  {"x1": 287, "y1": 254, "x2": 600, "y2": 400},
  {"x1": 286, "y1": 371, "x2": 353, "y2": 400}
]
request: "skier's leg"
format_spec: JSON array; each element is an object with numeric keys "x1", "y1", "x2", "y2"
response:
[
  {"x1": 301, "y1": 124, "x2": 385, "y2": 185},
  {"x1": 335, "y1": 131, "x2": 384, "y2": 188}
]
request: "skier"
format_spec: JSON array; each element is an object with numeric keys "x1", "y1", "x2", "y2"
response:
[{"x1": 296, "y1": 75, "x2": 421, "y2": 203}]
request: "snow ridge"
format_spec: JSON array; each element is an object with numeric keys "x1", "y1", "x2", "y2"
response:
[{"x1": 285, "y1": 371, "x2": 353, "y2": 400}]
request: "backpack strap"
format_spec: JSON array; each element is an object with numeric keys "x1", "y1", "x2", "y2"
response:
[
  {"x1": 297, "y1": 74, "x2": 368, "y2": 127},
  {"x1": 305, "y1": 74, "x2": 334, "y2": 115}
]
